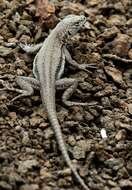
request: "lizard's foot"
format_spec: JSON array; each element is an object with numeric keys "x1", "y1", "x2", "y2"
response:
[
  {"x1": 0, "y1": 80, "x2": 29, "y2": 103},
  {"x1": 19, "y1": 42, "x2": 43, "y2": 53},
  {"x1": 19, "y1": 43, "x2": 33, "y2": 53},
  {"x1": 56, "y1": 78, "x2": 97, "y2": 107},
  {"x1": 77, "y1": 63, "x2": 97, "y2": 72},
  {"x1": 0, "y1": 80, "x2": 17, "y2": 92}
]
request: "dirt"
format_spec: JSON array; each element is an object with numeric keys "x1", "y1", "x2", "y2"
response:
[{"x1": 0, "y1": 0, "x2": 132, "y2": 190}]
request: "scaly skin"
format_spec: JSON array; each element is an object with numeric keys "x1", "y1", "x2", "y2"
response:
[{"x1": 35, "y1": 15, "x2": 89, "y2": 190}]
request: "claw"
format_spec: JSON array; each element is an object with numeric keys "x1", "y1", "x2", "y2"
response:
[
  {"x1": 19, "y1": 42, "x2": 33, "y2": 53},
  {"x1": 86, "y1": 63, "x2": 98, "y2": 69}
]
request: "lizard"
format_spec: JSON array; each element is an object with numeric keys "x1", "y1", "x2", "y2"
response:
[{"x1": 1, "y1": 15, "x2": 97, "y2": 190}]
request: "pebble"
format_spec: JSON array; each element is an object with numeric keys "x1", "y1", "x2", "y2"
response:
[
  {"x1": 115, "y1": 130, "x2": 126, "y2": 141},
  {"x1": 84, "y1": 111, "x2": 94, "y2": 121},
  {"x1": 113, "y1": 33, "x2": 130, "y2": 57},
  {"x1": 104, "y1": 158, "x2": 124, "y2": 170},
  {"x1": 57, "y1": 168, "x2": 71, "y2": 177},
  {"x1": 128, "y1": 49, "x2": 132, "y2": 59},
  {"x1": 111, "y1": 188, "x2": 121, "y2": 190},
  {"x1": 29, "y1": 116, "x2": 43, "y2": 127},
  {"x1": 108, "y1": 15, "x2": 126, "y2": 26},
  {"x1": 126, "y1": 161, "x2": 132, "y2": 175},
  {"x1": 8, "y1": 112, "x2": 17, "y2": 120},
  {"x1": 0, "y1": 181, "x2": 12, "y2": 190},
  {"x1": 67, "y1": 135, "x2": 76, "y2": 146},
  {"x1": 40, "y1": 168, "x2": 52, "y2": 180},
  {"x1": 18, "y1": 159, "x2": 39, "y2": 173},
  {"x1": 58, "y1": 178, "x2": 68, "y2": 188},
  {"x1": 119, "y1": 179, "x2": 132, "y2": 187},
  {"x1": 44, "y1": 128, "x2": 54, "y2": 139},
  {"x1": 20, "y1": 184, "x2": 39, "y2": 190},
  {"x1": 99, "y1": 26, "x2": 119, "y2": 39},
  {"x1": 73, "y1": 140, "x2": 89, "y2": 160},
  {"x1": 128, "y1": 103, "x2": 132, "y2": 115},
  {"x1": 73, "y1": 145, "x2": 86, "y2": 159},
  {"x1": 0, "y1": 46, "x2": 12, "y2": 57},
  {"x1": 94, "y1": 86, "x2": 113, "y2": 97},
  {"x1": 15, "y1": 125, "x2": 22, "y2": 132},
  {"x1": 22, "y1": 131, "x2": 30, "y2": 145}
]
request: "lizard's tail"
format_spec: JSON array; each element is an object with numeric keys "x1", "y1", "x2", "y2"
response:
[{"x1": 48, "y1": 109, "x2": 89, "y2": 190}]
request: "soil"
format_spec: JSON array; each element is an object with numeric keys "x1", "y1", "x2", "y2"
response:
[{"x1": 0, "y1": 0, "x2": 132, "y2": 190}]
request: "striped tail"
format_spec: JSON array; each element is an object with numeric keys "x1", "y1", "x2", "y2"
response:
[{"x1": 47, "y1": 108, "x2": 89, "y2": 190}]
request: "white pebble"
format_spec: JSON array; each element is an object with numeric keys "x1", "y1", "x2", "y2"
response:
[{"x1": 100, "y1": 128, "x2": 108, "y2": 140}]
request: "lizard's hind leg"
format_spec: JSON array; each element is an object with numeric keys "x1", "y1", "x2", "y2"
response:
[
  {"x1": 10, "y1": 76, "x2": 40, "y2": 103},
  {"x1": 1, "y1": 76, "x2": 40, "y2": 103},
  {"x1": 56, "y1": 78, "x2": 95, "y2": 107}
]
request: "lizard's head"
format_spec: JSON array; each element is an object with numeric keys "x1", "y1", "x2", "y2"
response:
[{"x1": 57, "y1": 15, "x2": 86, "y2": 40}]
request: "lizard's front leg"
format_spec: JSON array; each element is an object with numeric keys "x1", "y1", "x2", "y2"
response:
[
  {"x1": 19, "y1": 43, "x2": 43, "y2": 53},
  {"x1": 63, "y1": 47, "x2": 97, "y2": 72},
  {"x1": 56, "y1": 78, "x2": 96, "y2": 107}
]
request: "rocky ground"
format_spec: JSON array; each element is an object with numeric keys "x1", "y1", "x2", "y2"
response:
[{"x1": 0, "y1": 0, "x2": 132, "y2": 190}]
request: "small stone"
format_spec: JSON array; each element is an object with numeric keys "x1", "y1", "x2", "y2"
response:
[
  {"x1": 0, "y1": 104, "x2": 8, "y2": 116},
  {"x1": 107, "y1": 180, "x2": 117, "y2": 187},
  {"x1": 115, "y1": 121, "x2": 132, "y2": 132},
  {"x1": 0, "y1": 46, "x2": 12, "y2": 57},
  {"x1": 0, "y1": 94, "x2": 7, "y2": 101},
  {"x1": 79, "y1": 82, "x2": 93, "y2": 91},
  {"x1": 25, "y1": 147, "x2": 35, "y2": 153},
  {"x1": 73, "y1": 145, "x2": 86, "y2": 159},
  {"x1": 18, "y1": 159, "x2": 39, "y2": 173},
  {"x1": 0, "y1": 181, "x2": 12, "y2": 190},
  {"x1": 40, "y1": 168, "x2": 52, "y2": 180},
  {"x1": 8, "y1": 37, "x2": 18, "y2": 43},
  {"x1": 0, "y1": 57, "x2": 5, "y2": 64},
  {"x1": 112, "y1": 33, "x2": 130, "y2": 57},
  {"x1": 111, "y1": 188, "x2": 121, "y2": 190},
  {"x1": 99, "y1": 26, "x2": 119, "y2": 40},
  {"x1": 71, "y1": 106, "x2": 83, "y2": 121},
  {"x1": 15, "y1": 125, "x2": 22, "y2": 132},
  {"x1": 41, "y1": 186, "x2": 52, "y2": 190},
  {"x1": 58, "y1": 178, "x2": 67, "y2": 187},
  {"x1": 68, "y1": 135, "x2": 76, "y2": 146},
  {"x1": 126, "y1": 18, "x2": 132, "y2": 27},
  {"x1": 104, "y1": 66, "x2": 124, "y2": 85},
  {"x1": 105, "y1": 158, "x2": 124, "y2": 170},
  {"x1": 100, "y1": 128, "x2": 108, "y2": 140},
  {"x1": 22, "y1": 131, "x2": 30, "y2": 145},
  {"x1": 8, "y1": 112, "x2": 17, "y2": 120},
  {"x1": 57, "y1": 168, "x2": 71, "y2": 177},
  {"x1": 101, "y1": 97, "x2": 111, "y2": 107},
  {"x1": 94, "y1": 86, "x2": 112, "y2": 97},
  {"x1": 29, "y1": 116, "x2": 43, "y2": 127},
  {"x1": 84, "y1": 111, "x2": 94, "y2": 121},
  {"x1": 73, "y1": 140, "x2": 88, "y2": 160},
  {"x1": 9, "y1": 172, "x2": 24, "y2": 184},
  {"x1": 128, "y1": 103, "x2": 132, "y2": 114},
  {"x1": 108, "y1": 15, "x2": 126, "y2": 26},
  {"x1": 44, "y1": 128, "x2": 54, "y2": 139},
  {"x1": 128, "y1": 49, "x2": 132, "y2": 59},
  {"x1": 20, "y1": 184, "x2": 39, "y2": 190},
  {"x1": 115, "y1": 130, "x2": 126, "y2": 141},
  {"x1": 119, "y1": 179, "x2": 132, "y2": 187},
  {"x1": 126, "y1": 161, "x2": 132, "y2": 175},
  {"x1": 101, "y1": 173, "x2": 112, "y2": 180}
]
